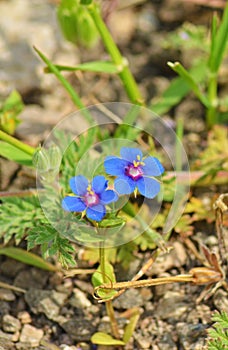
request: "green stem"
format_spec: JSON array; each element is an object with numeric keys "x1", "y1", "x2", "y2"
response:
[
  {"x1": 87, "y1": 3, "x2": 144, "y2": 105},
  {"x1": 207, "y1": 72, "x2": 218, "y2": 127},
  {"x1": 0, "y1": 130, "x2": 35, "y2": 156},
  {"x1": 175, "y1": 117, "x2": 184, "y2": 172},
  {"x1": 99, "y1": 243, "x2": 120, "y2": 339}
]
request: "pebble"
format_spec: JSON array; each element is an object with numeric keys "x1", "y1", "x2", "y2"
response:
[
  {"x1": 18, "y1": 324, "x2": 43, "y2": 348},
  {"x1": 17, "y1": 311, "x2": 32, "y2": 324},
  {"x1": 69, "y1": 288, "x2": 92, "y2": 309},
  {"x1": 155, "y1": 291, "x2": 189, "y2": 320},
  {"x1": 213, "y1": 289, "x2": 228, "y2": 313},
  {"x1": 0, "y1": 289, "x2": 15, "y2": 302},
  {"x1": 14, "y1": 268, "x2": 49, "y2": 290},
  {"x1": 61, "y1": 318, "x2": 96, "y2": 342},
  {"x1": 2, "y1": 315, "x2": 21, "y2": 333},
  {"x1": 25, "y1": 288, "x2": 67, "y2": 321},
  {"x1": 113, "y1": 289, "x2": 144, "y2": 309},
  {"x1": 0, "y1": 334, "x2": 15, "y2": 350}
]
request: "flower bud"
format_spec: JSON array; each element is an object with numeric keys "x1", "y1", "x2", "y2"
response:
[{"x1": 57, "y1": 0, "x2": 99, "y2": 48}]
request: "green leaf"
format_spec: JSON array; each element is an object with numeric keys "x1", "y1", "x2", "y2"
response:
[
  {"x1": 92, "y1": 262, "x2": 117, "y2": 300},
  {"x1": 91, "y1": 332, "x2": 125, "y2": 346},
  {"x1": 45, "y1": 61, "x2": 119, "y2": 74},
  {"x1": 208, "y1": 3, "x2": 228, "y2": 73},
  {"x1": 99, "y1": 217, "x2": 125, "y2": 228},
  {"x1": 167, "y1": 61, "x2": 209, "y2": 107},
  {"x1": 34, "y1": 47, "x2": 93, "y2": 124},
  {"x1": 151, "y1": 60, "x2": 207, "y2": 114},
  {"x1": 0, "y1": 141, "x2": 33, "y2": 166},
  {"x1": 123, "y1": 309, "x2": 140, "y2": 343},
  {"x1": 0, "y1": 247, "x2": 57, "y2": 271}
]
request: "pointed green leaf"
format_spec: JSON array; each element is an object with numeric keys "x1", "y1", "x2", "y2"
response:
[
  {"x1": 0, "y1": 141, "x2": 33, "y2": 166},
  {"x1": 167, "y1": 61, "x2": 209, "y2": 108},
  {"x1": 123, "y1": 309, "x2": 140, "y2": 343},
  {"x1": 0, "y1": 247, "x2": 58, "y2": 271},
  {"x1": 45, "y1": 61, "x2": 119, "y2": 74},
  {"x1": 91, "y1": 332, "x2": 125, "y2": 345}
]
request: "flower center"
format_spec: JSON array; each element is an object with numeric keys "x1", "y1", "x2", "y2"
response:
[
  {"x1": 83, "y1": 185, "x2": 99, "y2": 207},
  {"x1": 125, "y1": 155, "x2": 144, "y2": 181}
]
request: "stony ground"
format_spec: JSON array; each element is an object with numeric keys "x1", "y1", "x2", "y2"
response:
[{"x1": 0, "y1": 0, "x2": 227, "y2": 349}]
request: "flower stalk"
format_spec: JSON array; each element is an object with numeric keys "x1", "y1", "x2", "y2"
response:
[{"x1": 87, "y1": 3, "x2": 144, "y2": 105}]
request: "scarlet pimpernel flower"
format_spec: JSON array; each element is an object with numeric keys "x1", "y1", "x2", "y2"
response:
[
  {"x1": 104, "y1": 147, "x2": 164, "y2": 199},
  {"x1": 62, "y1": 175, "x2": 118, "y2": 222}
]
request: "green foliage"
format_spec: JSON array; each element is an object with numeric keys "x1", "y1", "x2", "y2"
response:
[
  {"x1": 207, "y1": 311, "x2": 228, "y2": 350},
  {"x1": 91, "y1": 332, "x2": 125, "y2": 346},
  {"x1": 0, "y1": 90, "x2": 23, "y2": 134},
  {"x1": 92, "y1": 261, "x2": 118, "y2": 300},
  {"x1": 0, "y1": 247, "x2": 57, "y2": 271},
  {"x1": 45, "y1": 61, "x2": 120, "y2": 74},
  {"x1": 0, "y1": 196, "x2": 46, "y2": 245},
  {"x1": 27, "y1": 225, "x2": 76, "y2": 268},
  {"x1": 0, "y1": 141, "x2": 33, "y2": 166},
  {"x1": 193, "y1": 125, "x2": 228, "y2": 183}
]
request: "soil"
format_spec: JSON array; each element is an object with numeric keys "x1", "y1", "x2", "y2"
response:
[{"x1": 0, "y1": 1, "x2": 228, "y2": 350}]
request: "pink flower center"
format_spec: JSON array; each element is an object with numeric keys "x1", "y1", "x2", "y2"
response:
[
  {"x1": 125, "y1": 164, "x2": 143, "y2": 181},
  {"x1": 83, "y1": 185, "x2": 100, "y2": 207}
]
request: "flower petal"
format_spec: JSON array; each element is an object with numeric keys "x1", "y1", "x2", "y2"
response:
[
  {"x1": 120, "y1": 147, "x2": 143, "y2": 162},
  {"x1": 92, "y1": 175, "x2": 107, "y2": 194},
  {"x1": 114, "y1": 175, "x2": 135, "y2": 195},
  {"x1": 62, "y1": 196, "x2": 86, "y2": 212},
  {"x1": 86, "y1": 204, "x2": 105, "y2": 221},
  {"x1": 136, "y1": 177, "x2": 161, "y2": 199},
  {"x1": 70, "y1": 175, "x2": 88, "y2": 196},
  {"x1": 104, "y1": 156, "x2": 128, "y2": 176},
  {"x1": 100, "y1": 190, "x2": 118, "y2": 204},
  {"x1": 143, "y1": 157, "x2": 164, "y2": 176}
]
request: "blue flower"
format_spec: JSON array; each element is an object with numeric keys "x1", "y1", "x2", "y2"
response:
[
  {"x1": 104, "y1": 147, "x2": 164, "y2": 199},
  {"x1": 62, "y1": 175, "x2": 118, "y2": 222}
]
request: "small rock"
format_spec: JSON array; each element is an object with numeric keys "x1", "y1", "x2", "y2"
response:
[
  {"x1": 134, "y1": 333, "x2": 151, "y2": 349},
  {"x1": 213, "y1": 289, "x2": 228, "y2": 313},
  {"x1": 19, "y1": 324, "x2": 43, "y2": 348},
  {"x1": 61, "y1": 318, "x2": 96, "y2": 342},
  {"x1": 148, "y1": 241, "x2": 187, "y2": 275},
  {"x1": 69, "y1": 288, "x2": 92, "y2": 309},
  {"x1": 0, "y1": 301, "x2": 10, "y2": 316},
  {"x1": 17, "y1": 311, "x2": 32, "y2": 324},
  {"x1": 113, "y1": 289, "x2": 144, "y2": 309},
  {"x1": 0, "y1": 333, "x2": 15, "y2": 350},
  {"x1": 25, "y1": 288, "x2": 67, "y2": 321},
  {"x1": 158, "y1": 334, "x2": 177, "y2": 350},
  {"x1": 155, "y1": 291, "x2": 189, "y2": 320},
  {"x1": 14, "y1": 268, "x2": 49, "y2": 290},
  {"x1": 2, "y1": 315, "x2": 21, "y2": 333},
  {"x1": 0, "y1": 289, "x2": 15, "y2": 302}
]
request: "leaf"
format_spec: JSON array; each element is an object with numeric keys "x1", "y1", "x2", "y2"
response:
[
  {"x1": 45, "y1": 61, "x2": 119, "y2": 74},
  {"x1": 208, "y1": 2, "x2": 228, "y2": 72},
  {"x1": 167, "y1": 61, "x2": 209, "y2": 107},
  {"x1": 92, "y1": 261, "x2": 117, "y2": 300},
  {"x1": 34, "y1": 47, "x2": 93, "y2": 123},
  {"x1": 123, "y1": 309, "x2": 140, "y2": 343},
  {"x1": 0, "y1": 141, "x2": 33, "y2": 166},
  {"x1": 0, "y1": 247, "x2": 57, "y2": 271},
  {"x1": 91, "y1": 332, "x2": 125, "y2": 346},
  {"x1": 151, "y1": 60, "x2": 207, "y2": 115}
]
